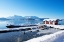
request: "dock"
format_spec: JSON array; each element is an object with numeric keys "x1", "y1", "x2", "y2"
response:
[
  {"x1": 0, "y1": 24, "x2": 63, "y2": 33},
  {"x1": 0, "y1": 26, "x2": 40, "y2": 33}
]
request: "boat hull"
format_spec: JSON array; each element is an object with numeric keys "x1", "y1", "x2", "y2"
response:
[{"x1": 6, "y1": 25, "x2": 38, "y2": 28}]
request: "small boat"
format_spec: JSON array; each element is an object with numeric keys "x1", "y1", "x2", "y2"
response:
[
  {"x1": 6, "y1": 24, "x2": 38, "y2": 28},
  {"x1": 6, "y1": 25, "x2": 22, "y2": 28}
]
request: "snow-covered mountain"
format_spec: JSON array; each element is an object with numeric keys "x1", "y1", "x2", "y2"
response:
[
  {"x1": 39, "y1": 18, "x2": 49, "y2": 20},
  {"x1": 24, "y1": 16, "x2": 39, "y2": 20},
  {"x1": 7, "y1": 15, "x2": 24, "y2": 20},
  {"x1": 7, "y1": 15, "x2": 40, "y2": 20},
  {"x1": 0, "y1": 18, "x2": 9, "y2": 20},
  {"x1": 24, "y1": 16, "x2": 39, "y2": 19},
  {"x1": 0, "y1": 15, "x2": 49, "y2": 20}
]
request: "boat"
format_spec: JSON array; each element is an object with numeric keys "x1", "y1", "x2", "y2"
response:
[
  {"x1": 6, "y1": 25, "x2": 22, "y2": 28},
  {"x1": 6, "y1": 24, "x2": 38, "y2": 28}
]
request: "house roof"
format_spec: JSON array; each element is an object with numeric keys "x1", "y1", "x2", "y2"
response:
[{"x1": 43, "y1": 19, "x2": 58, "y2": 21}]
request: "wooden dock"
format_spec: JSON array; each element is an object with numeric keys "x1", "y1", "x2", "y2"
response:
[{"x1": 0, "y1": 26, "x2": 40, "y2": 33}]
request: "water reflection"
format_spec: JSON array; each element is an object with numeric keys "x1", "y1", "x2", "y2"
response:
[
  {"x1": 7, "y1": 19, "x2": 39, "y2": 25},
  {"x1": 0, "y1": 19, "x2": 42, "y2": 29},
  {"x1": 0, "y1": 21, "x2": 7, "y2": 29},
  {"x1": 0, "y1": 31, "x2": 45, "y2": 42}
]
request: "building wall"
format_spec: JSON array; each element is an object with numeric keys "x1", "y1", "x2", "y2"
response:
[
  {"x1": 55, "y1": 21, "x2": 58, "y2": 25},
  {"x1": 43, "y1": 21, "x2": 45, "y2": 24},
  {"x1": 46, "y1": 21, "x2": 49, "y2": 24},
  {"x1": 43, "y1": 19, "x2": 58, "y2": 25},
  {"x1": 50, "y1": 21, "x2": 53, "y2": 25},
  {"x1": 54, "y1": 20, "x2": 58, "y2": 25}
]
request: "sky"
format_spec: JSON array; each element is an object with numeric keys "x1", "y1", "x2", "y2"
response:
[{"x1": 0, "y1": 0, "x2": 64, "y2": 19}]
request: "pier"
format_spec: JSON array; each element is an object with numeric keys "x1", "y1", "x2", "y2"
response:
[
  {"x1": 0, "y1": 24, "x2": 63, "y2": 33},
  {"x1": 0, "y1": 26, "x2": 41, "y2": 33}
]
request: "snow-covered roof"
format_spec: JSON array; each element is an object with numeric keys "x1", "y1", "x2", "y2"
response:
[{"x1": 43, "y1": 19, "x2": 58, "y2": 21}]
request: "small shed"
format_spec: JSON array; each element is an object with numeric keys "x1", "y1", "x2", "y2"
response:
[{"x1": 43, "y1": 19, "x2": 58, "y2": 25}]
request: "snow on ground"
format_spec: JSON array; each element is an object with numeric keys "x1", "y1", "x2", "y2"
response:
[
  {"x1": 37, "y1": 28, "x2": 60, "y2": 34},
  {"x1": 44, "y1": 24, "x2": 64, "y2": 29},
  {"x1": 25, "y1": 30, "x2": 64, "y2": 42}
]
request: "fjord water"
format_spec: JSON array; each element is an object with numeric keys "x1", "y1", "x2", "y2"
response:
[
  {"x1": 0, "y1": 19, "x2": 44, "y2": 42},
  {"x1": 0, "y1": 19, "x2": 63, "y2": 42},
  {"x1": 0, "y1": 31, "x2": 45, "y2": 42},
  {"x1": 0, "y1": 19, "x2": 63, "y2": 29},
  {"x1": 0, "y1": 19, "x2": 42, "y2": 29}
]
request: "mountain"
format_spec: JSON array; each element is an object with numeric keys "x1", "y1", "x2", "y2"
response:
[
  {"x1": 0, "y1": 18, "x2": 10, "y2": 20},
  {"x1": 7, "y1": 15, "x2": 24, "y2": 20},
  {"x1": 39, "y1": 18, "x2": 49, "y2": 20},
  {"x1": 24, "y1": 16, "x2": 39, "y2": 19},
  {"x1": 6, "y1": 15, "x2": 49, "y2": 20},
  {"x1": 59, "y1": 19, "x2": 64, "y2": 21},
  {"x1": 24, "y1": 16, "x2": 39, "y2": 20}
]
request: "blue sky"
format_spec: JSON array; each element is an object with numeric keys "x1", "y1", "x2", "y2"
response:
[{"x1": 0, "y1": 0, "x2": 64, "y2": 19}]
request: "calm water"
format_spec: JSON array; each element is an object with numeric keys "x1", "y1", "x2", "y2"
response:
[
  {"x1": 0, "y1": 19, "x2": 63, "y2": 29},
  {"x1": 0, "y1": 20, "x2": 63, "y2": 42},
  {"x1": 0, "y1": 20, "x2": 44, "y2": 42},
  {"x1": 0, "y1": 19, "x2": 42, "y2": 29},
  {"x1": 0, "y1": 31, "x2": 45, "y2": 42}
]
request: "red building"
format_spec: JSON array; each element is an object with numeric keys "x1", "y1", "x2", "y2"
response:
[{"x1": 43, "y1": 19, "x2": 58, "y2": 25}]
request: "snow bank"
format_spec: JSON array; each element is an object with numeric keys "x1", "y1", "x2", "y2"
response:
[
  {"x1": 25, "y1": 30, "x2": 64, "y2": 42},
  {"x1": 43, "y1": 24, "x2": 64, "y2": 29}
]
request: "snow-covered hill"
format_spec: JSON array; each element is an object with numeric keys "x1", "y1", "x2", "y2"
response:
[{"x1": 25, "y1": 30, "x2": 64, "y2": 42}]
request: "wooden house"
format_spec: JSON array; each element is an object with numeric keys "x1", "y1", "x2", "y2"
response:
[{"x1": 43, "y1": 19, "x2": 58, "y2": 25}]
